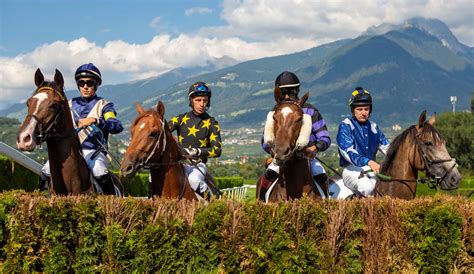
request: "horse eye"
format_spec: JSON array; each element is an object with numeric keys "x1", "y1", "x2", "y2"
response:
[
  {"x1": 49, "y1": 103, "x2": 60, "y2": 110},
  {"x1": 425, "y1": 141, "x2": 433, "y2": 146},
  {"x1": 149, "y1": 131, "x2": 159, "y2": 139}
]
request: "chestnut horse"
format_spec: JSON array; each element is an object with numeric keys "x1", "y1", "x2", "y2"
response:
[
  {"x1": 120, "y1": 101, "x2": 196, "y2": 200},
  {"x1": 256, "y1": 88, "x2": 324, "y2": 202},
  {"x1": 374, "y1": 111, "x2": 461, "y2": 199},
  {"x1": 16, "y1": 69, "x2": 122, "y2": 195}
]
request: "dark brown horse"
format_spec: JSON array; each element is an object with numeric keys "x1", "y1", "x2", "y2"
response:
[
  {"x1": 374, "y1": 111, "x2": 461, "y2": 199},
  {"x1": 16, "y1": 69, "x2": 123, "y2": 195},
  {"x1": 256, "y1": 87, "x2": 324, "y2": 202},
  {"x1": 120, "y1": 101, "x2": 196, "y2": 200}
]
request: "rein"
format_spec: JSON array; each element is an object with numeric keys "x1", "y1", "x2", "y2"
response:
[
  {"x1": 375, "y1": 131, "x2": 456, "y2": 197},
  {"x1": 27, "y1": 86, "x2": 73, "y2": 143},
  {"x1": 134, "y1": 115, "x2": 189, "y2": 199}
]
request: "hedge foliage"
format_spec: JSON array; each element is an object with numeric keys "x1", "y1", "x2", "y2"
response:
[{"x1": 0, "y1": 192, "x2": 472, "y2": 272}]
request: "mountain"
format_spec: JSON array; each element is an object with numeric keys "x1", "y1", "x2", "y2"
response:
[{"x1": 3, "y1": 18, "x2": 473, "y2": 135}]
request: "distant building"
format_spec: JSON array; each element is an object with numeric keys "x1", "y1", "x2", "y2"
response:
[{"x1": 392, "y1": 124, "x2": 402, "y2": 131}]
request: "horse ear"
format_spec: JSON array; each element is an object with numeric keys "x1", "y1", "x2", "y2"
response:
[
  {"x1": 418, "y1": 110, "x2": 427, "y2": 128},
  {"x1": 428, "y1": 112, "x2": 436, "y2": 125},
  {"x1": 274, "y1": 85, "x2": 282, "y2": 103},
  {"x1": 156, "y1": 101, "x2": 165, "y2": 116},
  {"x1": 135, "y1": 102, "x2": 145, "y2": 114},
  {"x1": 54, "y1": 69, "x2": 64, "y2": 88},
  {"x1": 299, "y1": 92, "x2": 309, "y2": 107},
  {"x1": 34, "y1": 68, "x2": 44, "y2": 87}
]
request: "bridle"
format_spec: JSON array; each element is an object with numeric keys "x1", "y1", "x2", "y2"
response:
[
  {"x1": 270, "y1": 100, "x2": 304, "y2": 160},
  {"x1": 136, "y1": 114, "x2": 168, "y2": 170},
  {"x1": 133, "y1": 114, "x2": 191, "y2": 199},
  {"x1": 414, "y1": 134, "x2": 457, "y2": 188},
  {"x1": 375, "y1": 129, "x2": 457, "y2": 197},
  {"x1": 25, "y1": 86, "x2": 69, "y2": 143}
]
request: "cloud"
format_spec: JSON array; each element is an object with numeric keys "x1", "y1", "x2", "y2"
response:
[
  {"x1": 185, "y1": 7, "x2": 213, "y2": 16},
  {"x1": 1, "y1": 0, "x2": 473, "y2": 109},
  {"x1": 149, "y1": 16, "x2": 161, "y2": 29},
  {"x1": 207, "y1": 0, "x2": 473, "y2": 46},
  {"x1": 0, "y1": 35, "x2": 308, "y2": 108}
]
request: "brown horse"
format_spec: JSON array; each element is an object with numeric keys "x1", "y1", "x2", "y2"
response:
[
  {"x1": 374, "y1": 111, "x2": 461, "y2": 199},
  {"x1": 120, "y1": 101, "x2": 196, "y2": 200},
  {"x1": 16, "y1": 69, "x2": 106, "y2": 195},
  {"x1": 256, "y1": 87, "x2": 324, "y2": 202}
]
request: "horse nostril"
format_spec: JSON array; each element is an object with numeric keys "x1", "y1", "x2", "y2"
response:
[
  {"x1": 24, "y1": 134, "x2": 31, "y2": 143},
  {"x1": 284, "y1": 148, "x2": 290, "y2": 155}
]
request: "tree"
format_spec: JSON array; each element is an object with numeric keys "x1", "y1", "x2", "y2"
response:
[{"x1": 435, "y1": 112, "x2": 474, "y2": 174}]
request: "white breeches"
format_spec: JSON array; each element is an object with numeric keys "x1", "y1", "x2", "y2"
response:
[
  {"x1": 41, "y1": 149, "x2": 108, "y2": 179},
  {"x1": 267, "y1": 158, "x2": 326, "y2": 177},
  {"x1": 183, "y1": 162, "x2": 208, "y2": 193},
  {"x1": 342, "y1": 165, "x2": 377, "y2": 197}
]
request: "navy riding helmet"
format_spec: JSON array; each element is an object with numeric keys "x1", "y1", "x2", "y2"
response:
[
  {"x1": 188, "y1": 81, "x2": 212, "y2": 107},
  {"x1": 75, "y1": 63, "x2": 102, "y2": 86},
  {"x1": 349, "y1": 86, "x2": 373, "y2": 114}
]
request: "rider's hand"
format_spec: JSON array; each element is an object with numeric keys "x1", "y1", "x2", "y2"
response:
[
  {"x1": 78, "y1": 117, "x2": 97, "y2": 128},
  {"x1": 304, "y1": 145, "x2": 317, "y2": 158},
  {"x1": 184, "y1": 148, "x2": 200, "y2": 157},
  {"x1": 368, "y1": 160, "x2": 381, "y2": 174}
]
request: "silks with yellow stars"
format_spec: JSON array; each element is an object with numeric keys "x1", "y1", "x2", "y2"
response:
[{"x1": 169, "y1": 111, "x2": 222, "y2": 163}]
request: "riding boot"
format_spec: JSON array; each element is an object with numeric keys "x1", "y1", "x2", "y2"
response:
[
  {"x1": 38, "y1": 176, "x2": 50, "y2": 191},
  {"x1": 97, "y1": 173, "x2": 115, "y2": 195},
  {"x1": 259, "y1": 169, "x2": 278, "y2": 201},
  {"x1": 195, "y1": 188, "x2": 211, "y2": 201},
  {"x1": 313, "y1": 173, "x2": 329, "y2": 198}
]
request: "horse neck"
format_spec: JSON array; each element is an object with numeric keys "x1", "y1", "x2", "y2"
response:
[
  {"x1": 383, "y1": 139, "x2": 418, "y2": 181},
  {"x1": 281, "y1": 157, "x2": 313, "y2": 198},
  {"x1": 47, "y1": 101, "x2": 92, "y2": 194},
  {"x1": 149, "y1": 128, "x2": 190, "y2": 198}
]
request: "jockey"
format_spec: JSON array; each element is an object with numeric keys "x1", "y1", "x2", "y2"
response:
[
  {"x1": 169, "y1": 81, "x2": 222, "y2": 198},
  {"x1": 40, "y1": 63, "x2": 123, "y2": 193},
  {"x1": 260, "y1": 71, "x2": 331, "y2": 201},
  {"x1": 336, "y1": 87, "x2": 390, "y2": 197}
]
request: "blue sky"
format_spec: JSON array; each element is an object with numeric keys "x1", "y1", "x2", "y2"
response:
[
  {"x1": 1, "y1": 0, "x2": 224, "y2": 56},
  {"x1": 0, "y1": 0, "x2": 473, "y2": 110}
]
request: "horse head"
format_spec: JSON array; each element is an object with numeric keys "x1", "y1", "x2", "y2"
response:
[
  {"x1": 414, "y1": 111, "x2": 461, "y2": 190},
  {"x1": 120, "y1": 101, "x2": 167, "y2": 178},
  {"x1": 263, "y1": 86, "x2": 312, "y2": 165},
  {"x1": 17, "y1": 68, "x2": 66, "y2": 151}
]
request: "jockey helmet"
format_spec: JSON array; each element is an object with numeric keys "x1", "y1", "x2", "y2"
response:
[
  {"x1": 188, "y1": 81, "x2": 211, "y2": 107},
  {"x1": 275, "y1": 71, "x2": 300, "y2": 98},
  {"x1": 349, "y1": 86, "x2": 373, "y2": 113},
  {"x1": 75, "y1": 63, "x2": 102, "y2": 86}
]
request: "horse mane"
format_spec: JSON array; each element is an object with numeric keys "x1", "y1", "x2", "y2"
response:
[{"x1": 381, "y1": 122, "x2": 444, "y2": 172}]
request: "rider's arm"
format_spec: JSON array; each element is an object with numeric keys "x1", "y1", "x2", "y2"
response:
[
  {"x1": 197, "y1": 119, "x2": 222, "y2": 159},
  {"x1": 303, "y1": 104, "x2": 331, "y2": 151},
  {"x1": 306, "y1": 107, "x2": 331, "y2": 152},
  {"x1": 98, "y1": 102, "x2": 123, "y2": 134},
  {"x1": 168, "y1": 115, "x2": 180, "y2": 133},
  {"x1": 336, "y1": 122, "x2": 370, "y2": 167},
  {"x1": 376, "y1": 125, "x2": 390, "y2": 155}
]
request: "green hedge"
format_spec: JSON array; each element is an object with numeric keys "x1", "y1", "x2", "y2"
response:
[
  {"x1": 0, "y1": 156, "x2": 38, "y2": 191},
  {"x1": 0, "y1": 192, "x2": 472, "y2": 272}
]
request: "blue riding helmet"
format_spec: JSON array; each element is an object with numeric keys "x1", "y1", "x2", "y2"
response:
[
  {"x1": 188, "y1": 81, "x2": 212, "y2": 107},
  {"x1": 75, "y1": 63, "x2": 102, "y2": 86}
]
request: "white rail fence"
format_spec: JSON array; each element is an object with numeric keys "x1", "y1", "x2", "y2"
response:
[{"x1": 221, "y1": 184, "x2": 256, "y2": 201}]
